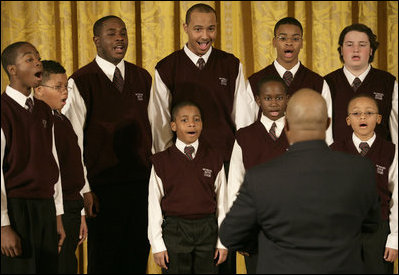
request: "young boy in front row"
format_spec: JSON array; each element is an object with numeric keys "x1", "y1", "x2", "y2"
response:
[
  {"x1": 227, "y1": 75, "x2": 290, "y2": 273},
  {"x1": 330, "y1": 94, "x2": 397, "y2": 274},
  {"x1": 148, "y1": 101, "x2": 228, "y2": 274},
  {"x1": 34, "y1": 60, "x2": 88, "y2": 274},
  {"x1": 1, "y1": 42, "x2": 65, "y2": 273}
]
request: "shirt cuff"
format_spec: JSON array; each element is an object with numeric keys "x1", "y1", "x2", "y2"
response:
[
  {"x1": 386, "y1": 233, "x2": 398, "y2": 250},
  {"x1": 1, "y1": 212, "x2": 10, "y2": 227},
  {"x1": 216, "y1": 238, "x2": 227, "y2": 250},
  {"x1": 151, "y1": 240, "x2": 167, "y2": 254}
]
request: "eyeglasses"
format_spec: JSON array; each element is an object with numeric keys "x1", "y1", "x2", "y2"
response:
[
  {"x1": 275, "y1": 36, "x2": 302, "y2": 43},
  {"x1": 348, "y1": 112, "x2": 379, "y2": 118},
  {"x1": 41, "y1": 84, "x2": 68, "y2": 93}
]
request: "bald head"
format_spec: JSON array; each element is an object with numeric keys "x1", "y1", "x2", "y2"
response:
[{"x1": 285, "y1": 89, "x2": 329, "y2": 143}]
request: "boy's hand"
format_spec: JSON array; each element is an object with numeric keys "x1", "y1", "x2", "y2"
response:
[
  {"x1": 214, "y1": 248, "x2": 228, "y2": 265},
  {"x1": 56, "y1": 215, "x2": 66, "y2": 254},
  {"x1": 1, "y1": 226, "x2": 22, "y2": 257},
  {"x1": 154, "y1": 250, "x2": 169, "y2": 269},
  {"x1": 78, "y1": 215, "x2": 88, "y2": 245},
  {"x1": 384, "y1": 247, "x2": 398, "y2": 262},
  {"x1": 83, "y1": 191, "x2": 100, "y2": 218}
]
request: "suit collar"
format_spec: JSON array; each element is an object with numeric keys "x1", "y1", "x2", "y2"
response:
[{"x1": 289, "y1": 140, "x2": 329, "y2": 152}]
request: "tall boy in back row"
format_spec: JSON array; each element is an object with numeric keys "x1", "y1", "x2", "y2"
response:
[
  {"x1": 330, "y1": 94, "x2": 397, "y2": 274},
  {"x1": 325, "y1": 23, "x2": 397, "y2": 144},
  {"x1": 1, "y1": 42, "x2": 65, "y2": 273},
  {"x1": 247, "y1": 17, "x2": 333, "y2": 145},
  {"x1": 34, "y1": 60, "x2": 88, "y2": 274}
]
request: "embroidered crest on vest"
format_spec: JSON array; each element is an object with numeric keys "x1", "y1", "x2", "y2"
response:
[
  {"x1": 42, "y1": 119, "x2": 47, "y2": 128},
  {"x1": 135, "y1": 93, "x2": 144, "y2": 101},
  {"x1": 376, "y1": 164, "x2": 386, "y2": 175},
  {"x1": 373, "y1": 92, "x2": 384, "y2": 101},
  {"x1": 219, "y1": 77, "x2": 228, "y2": 86},
  {"x1": 202, "y1": 168, "x2": 213, "y2": 178}
]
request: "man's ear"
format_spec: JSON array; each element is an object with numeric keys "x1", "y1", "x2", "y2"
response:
[
  {"x1": 7, "y1": 64, "x2": 16, "y2": 77},
  {"x1": 34, "y1": 86, "x2": 43, "y2": 99},
  {"x1": 93, "y1": 36, "x2": 100, "y2": 47}
]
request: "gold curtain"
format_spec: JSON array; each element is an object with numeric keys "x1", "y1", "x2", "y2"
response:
[{"x1": 1, "y1": 1, "x2": 398, "y2": 274}]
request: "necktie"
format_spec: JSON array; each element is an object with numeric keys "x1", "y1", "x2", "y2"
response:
[
  {"x1": 197, "y1": 57, "x2": 205, "y2": 70},
  {"x1": 269, "y1": 122, "x2": 277, "y2": 141},
  {"x1": 25, "y1": 97, "x2": 34, "y2": 112},
  {"x1": 184, "y1": 146, "x2": 195, "y2": 160},
  {"x1": 113, "y1": 67, "x2": 124, "y2": 92},
  {"x1": 352, "y1": 77, "x2": 361, "y2": 92},
  {"x1": 359, "y1": 142, "x2": 370, "y2": 156},
  {"x1": 283, "y1": 71, "x2": 293, "y2": 87}
]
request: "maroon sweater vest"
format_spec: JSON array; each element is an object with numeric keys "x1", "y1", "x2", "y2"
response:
[
  {"x1": 236, "y1": 120, "x2": 289, "y2": 170},
  {"x1": 1, "y1": 94, "x2": 59, "y2": 198},
  {"x1": 248, "y1": 63, "x2": 324, "y2": 97},
  {"x1": 54, "y1": 113, "x2": 85, "y2": 201},
  {"x1": 151, "y1": 140, "x2": 223, "y2": 218},
  {"x1": 156, "y1": 48, "x2": 240, "y2": 162},
  {"x1": 325, "y1": 67, "x2": 395, "y2": 142},
  {"x1": 330, "y1": 135, "x2": 395, "y2": 220},
  {"x1": 70, "y1": 60, "x2": 153, "y2": 187}
]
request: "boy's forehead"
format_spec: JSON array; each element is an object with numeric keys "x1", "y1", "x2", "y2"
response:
[
  {"x1": 344, "y1": 30, "x2": 369, "y2": 42},
  {"x1": 17, "y1": 43, "x2": 38, "y2": 56},
  {"x1": 276, "y1": 24, "x2": 302, "y2": 35},
  {"x1": 260, "y1": 81, "x2": 286, "y2": 93},
  {"x1": 176, "y1": 105, "x2": 201, "y2": 116},
  {"x1": 349, "y1": 97, "x2": 378, "y2": 109},
  {"x1": 188, "y1": 11, "x2": 217, "y2": 25},
  {"x1": 102, "y1": 18, "x2": 126, "y2": 31}
]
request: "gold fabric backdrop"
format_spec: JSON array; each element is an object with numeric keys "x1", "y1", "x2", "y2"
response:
[{"x1": 1, "y1": 1, "x2": 398, "y2": 274}]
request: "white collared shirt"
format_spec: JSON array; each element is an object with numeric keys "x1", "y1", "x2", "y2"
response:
[
  {"x1": 148, "y1": 138, "x2": 227, "y2": 253},
  {"x1": 62, "y1": 55, "x2": 125, "y2": 211},
  {"x1": 227, "y1": 115, "x2": 286, "y2": 209},
  {"x1": 344, "y1": 65, "x2": 398, "y2": 145},
  {"x1": 149, "y1": 45, "x2": 254, "y2": 154},
  {"x1": 1, "y1": 86, "x2": 64, "y2": 226},
  {"x1": 352, "y1": 132, "x2": 398, "y2": 249},
  {"x1": 175, "y1": 138, "x2": 199, "y2": 159}
]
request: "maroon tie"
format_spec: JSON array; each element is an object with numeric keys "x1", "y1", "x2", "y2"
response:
[
  {"x1": 269, "y1": 122, "x2": 277, "y2": 141},
  {"x1": 352, "y1": 77, "x2": 361, "y2": 92},
  {"x1": 184, "y1": 146, "x2": 195, "y2": 160},
  {"x1": 113, "y1": 67, "x2": 124, "y2": 92},
  {"x1": 197, "y1": 58, "x2": 205, "y2": 70},
  {"x1": 359, "y1": 142, "x2": 370, "y2": 156},
  {"x1": 283, "y1": 71, "x2": 293, "y2": 87},
  {"x1": 25, "y1": 97, "x2": 34, "y2": 112}
]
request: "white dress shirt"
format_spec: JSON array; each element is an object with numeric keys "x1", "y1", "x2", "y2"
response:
[
  {"x1": 344, "y1": 65, "x2": 398, "y2": 145},
  {"x1": 62, "y1": 55, "x2": 127, "y2": 197},
  {"x1": 352, "y1": 133, "x2": 398, "y2": 249},
  {"x1": 148, "y1": 44, "x2": 255, "y2": 154},
  {"x1": 148, "y1": 138, "x2": 228, "y2": 253},
  {"x1": 1, "y1": 86, "x2": 64, "y2": 226},
  {"x1": 246, "y1": 60, "x2": 334, "y2": 145},
  {"x1": 227, "y1": 115, "x2": 285, "y2": 209}
]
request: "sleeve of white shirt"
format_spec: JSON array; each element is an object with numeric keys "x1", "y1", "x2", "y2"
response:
[
  {"x1": 148, "y1": 70, "x2": 174, "y2": 153},
  {"x1": 52, "y1": 124, "x2": 64, "y2": 216},
  {"x1": 386, "y1": 145, "x2": 398, "y2": 249},
  {"x1": 321, "y1": 80, "x2": 334, "y2": 145},
  {"x1": 389, "y1": 81, "x2": 398, "y2": 145},
  {"x1": 232, "y1": 63, "x2": 257, "y2": 130},
  {"x1": 1, "y1": 129, "x2": 10, "y2": 227},
  {"x1": 245, "y1": 80, "x2": 260, "y2": 123},
  {"x1": 215, "y1": 166, "x2": 228, "y2": 250},
  {"x1": 227, "y1": 141, "x2": 246, "y2": 210},
  {"x1": 148, "y1": 166, "x2": 167, "y2": 253},
  {"x1": 62, "y1": 78, "x2": 91, "y2": 201}
]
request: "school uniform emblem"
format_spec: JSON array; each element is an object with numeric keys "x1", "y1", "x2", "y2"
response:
[
  {"x1": 376, "y1": 164, "x2": 386, "y2": 175},
  {"x1": 373, "y1": 92, "x2": 384, "y2": 101},
  {"x1": 42, "y1": 119, "x2": 47, "y2": 128},
  {"x1": 202, "y1": 168, "x2": 213, "y2": 178},
  {"x1": 219, "y1": 77, "x2": 228, "y2": 86},
  {"x1": 135, "y1": 93, "x2": 144, "y2": 101}
]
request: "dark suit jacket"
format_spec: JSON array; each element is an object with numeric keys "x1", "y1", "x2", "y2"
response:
[{"x1": 220, "y1": 140, "x2": 380, "y2": 274}]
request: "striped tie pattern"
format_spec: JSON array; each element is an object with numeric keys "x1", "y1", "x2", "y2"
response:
[
  {"x1": 269, "y1": 122, "x2": 277, "y2": 141},
  {"x1": 113, "y1": 67, "x2": 124, "y2": 92},
  {"x1": 25, "y1": 97, "x2": 34, "y2": 112},
  {"x1": 359, "y1": 142, "x2": 370, "y2": 156},
  {"x1": 184, "y1": 145, "x2": 195, "y2": 160},
  {"x1": 352, "y1": 77, "x2": 361, "y2": 92},
  {"x1": 283, "y1": 71, "x2": 293, "y2": 87},
  {"x1": 197, "y1": 57, "x2": 205, "y2": 70}
]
